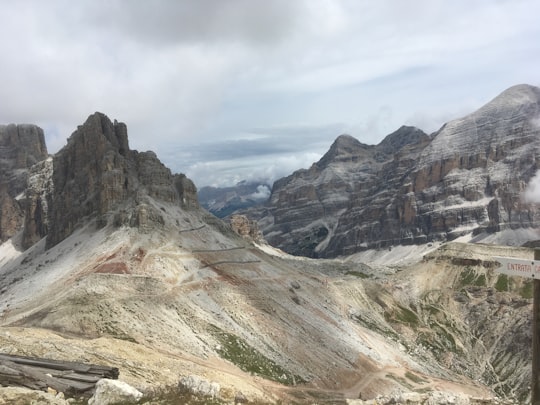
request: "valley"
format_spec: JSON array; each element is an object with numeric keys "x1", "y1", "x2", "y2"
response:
[{"x1": 1, "y1": 85, "x2": 540, "y2": 403}]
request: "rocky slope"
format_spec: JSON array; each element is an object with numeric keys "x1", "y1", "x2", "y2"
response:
[
  {"x1": 0, "y1": 111, "x2": 534, "y2": 404},
  {"x1": 255, "y1": 84, "x2": 540, "y2": 258}
]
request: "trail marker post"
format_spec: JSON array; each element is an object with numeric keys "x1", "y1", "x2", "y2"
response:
[{"x1": 494, "y1": 250, "x2": 540, "y2": 404}]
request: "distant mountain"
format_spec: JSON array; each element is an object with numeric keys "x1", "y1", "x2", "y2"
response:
[
  {"x1": 198, "y1": 181, "x2": 271, "y2": 218},
  {"x1": 0, "y1": 124, "x2": 48, "y2": 243},
  {"x1": 253, "y1": 84, "x2": 540, "y2": 258}
]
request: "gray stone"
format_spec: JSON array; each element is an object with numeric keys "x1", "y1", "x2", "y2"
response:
[
  {"x1": 88, "y1": 378, "x2": 143, "y2": 405},
  {"x1": 179, "y1": 374, "x2": 220, "y2": 398}
]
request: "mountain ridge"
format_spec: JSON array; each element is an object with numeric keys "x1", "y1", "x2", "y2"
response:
[
  {"x1": 250, "y1": 83, "x2": 540, "y2": 258},
  {"x1": 0, "y1": 93, "x2": 537, "y2": 403}
]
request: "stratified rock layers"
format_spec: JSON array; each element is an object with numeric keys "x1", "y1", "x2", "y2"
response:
[
  {"x1": 260, "y1": 84, "x2": 540, "y2": 257},
  {"x1": 0, "y1": 112, "x2": 198, "y2": 250},
  {"x1": 46, "y1": 113, "x2": 198, "y2": 248},
  {"x1": 0, "y1": 124, "x2": 48, "y2": 243}
]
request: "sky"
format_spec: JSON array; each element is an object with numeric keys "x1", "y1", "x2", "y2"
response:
[{"x1": 1, "y1": 1, "x2": 539, "y2": 188}]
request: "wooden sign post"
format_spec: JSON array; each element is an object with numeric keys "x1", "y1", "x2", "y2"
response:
[
  {"x1": 495, "y1": 250, "x2": 540, "y2": 404},
  {"x1": 534, "y1": 250, "x2": 540, "y2": 405}
]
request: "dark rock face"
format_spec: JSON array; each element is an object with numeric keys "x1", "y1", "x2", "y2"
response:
[
  {"x1": 258, "y1": 84, "x2": 540, "y2": 257},
  {"x1": 45, "y1": 112, "x2": 198, "y2": 248},
  {"x1": 0, "y1": 112, "x2": 199, "y2": 251},
  {"x1": 0, "y1": 124, "x2": 48, "y2": 243}
]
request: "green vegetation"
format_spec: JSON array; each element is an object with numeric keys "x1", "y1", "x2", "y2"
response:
[
  {"x1": 405, "y1": 371, "x2": 428, "y2": 384},
  {"x1": 208, "y1": 325, "x2": 304, "y2": 385},
  {"x1": 458, "y1": 267, "x2": 486, "y2": 288},
  {"x1": 521, "y1": 280, "x2": 533, "y2": 299},
  {"x1": 386, "y1": 373, "x2": 414, "y2": 390},
  {"x1": 351, "y1": 313, "x2": 399, "y2": 340},
  {"x1": 495, "y1": 274, "x2": 509, "y2": 292},
  {"x1": 385, "y1": 304, "x2": 420, "y2": 327},
  {"x1": 345, "y1": 270, "x2": 371, "y2": 278}
]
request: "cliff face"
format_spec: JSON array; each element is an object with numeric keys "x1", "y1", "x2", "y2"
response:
[
  {"x1": 0, "y1": 124, "x2": 48, "y2": 243},
  {"x1": 259, "y1": 84, "x2": 540, "y2": 257},
  {"x1": 44, "y1": 112, "x2": 198, "y2": 248},
  {"x1": 0, "y1": 112, "x2": 199, "y2": 250}
]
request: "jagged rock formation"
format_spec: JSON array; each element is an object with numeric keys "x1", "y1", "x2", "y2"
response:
[
  {"x1": 0, "y1": 113, "x2": 198, "y2": 250},
  {"x1": 229, "y1": 214, "x2": 264, "y2": 243},
  {"x1": 30, "y1": 113, "x2": 199, "y2": 248},
  {"x1": 0, "y1": 124, "x2": 48, "y2": 243},
  {"x1": 256, "y1": 84, "x2": 540, "y2": 257}
]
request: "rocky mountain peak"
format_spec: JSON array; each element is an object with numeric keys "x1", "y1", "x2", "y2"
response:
[
  {"x1": 0, "y1": 124, "x2": 48, "y2": 243},
  {"x1": 376, "y1": 125, "x2": 429, "y2": 155},
  {"x1": 316, "y1": 133, "x2": 371, "y2": 169},
  {"x1": 253, "y1": 84, "x2": 540, "y2": 257},
  {"x1": 4, "y1": 112, "x2": 200, "y2": 250},
  {"x1": 71, "y1": 112, "x2": 130, "y2": 157}
]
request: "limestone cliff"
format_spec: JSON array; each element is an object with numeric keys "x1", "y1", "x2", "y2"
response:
[
  {"x1": 45, "y1": 112, "x2": 198, "y2": 248},
  {"x1": 257, "y1": 84, "x2": 540, "y2": 257},
  {"x1": 0, "y1": 112, "x2": 199, "y2": 250},
  {"x1": 0, "y1": 124, "x2": 48, "y2": 243}
]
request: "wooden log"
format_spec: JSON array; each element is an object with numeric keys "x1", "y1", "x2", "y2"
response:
[
  {"x1": 0, "y1": 354, "x2": 118, "y2": 378},
  {"x1": 0, "y1": 354, "x2": 119, "y2": 397}
]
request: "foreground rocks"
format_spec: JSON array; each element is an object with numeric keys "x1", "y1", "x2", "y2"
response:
[
  {"x1": 0, "y1": 386, "x2": 69, "y2": 405},
  {"x1": 348, "y1": 391, "x2": 516, "y2": 404},
  {"x1": 88, "y1": 378, "x2": 143, "y2": 405}
]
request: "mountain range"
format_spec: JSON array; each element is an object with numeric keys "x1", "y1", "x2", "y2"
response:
[
  {"x1": 234, "y1": 84, "x2": 540, "y2": 258},
  {"x1": 1, "y1": 85, "x2": 539, "y2": 403}
]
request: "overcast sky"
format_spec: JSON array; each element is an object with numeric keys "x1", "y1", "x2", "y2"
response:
[{"x1": 1, "y1": 0, "x2": 539, "y2": 187}]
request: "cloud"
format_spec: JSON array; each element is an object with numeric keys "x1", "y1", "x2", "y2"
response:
[
  {"x1": 0, "y1": 0, "x2": 539, "y2": 188},
  {"x1": 524, "y1": 171, "x2": 540, "y2": 204},
  {"x1": 250, "y1": 185, "x2": 272, "y2": 200},
  {"x1": 186, "y1": 152, "x2": 322, "y2": 188}
]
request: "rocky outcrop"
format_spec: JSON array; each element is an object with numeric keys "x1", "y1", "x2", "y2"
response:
[
  {"x1": 229, "y1": 214, "x2": 264, "y2": 242},
  {"x1": 178, "y1": 375, "x2": 220, "y2": 399},
  {"x1": 45, "y1": 112, "x2": 199, "y2": 248},
  {"x1": 0, "y1": 112, "x2": 200, "y2": 251},
  {"x1": 88, "y1": 379, "x2": 143, "y2": 405},
  {"x1": 256, "y1": 84, "x2": 540, "y2": 257},
  {"x1": 0, "y1": 124, "x2": 48, "y2": 243}
]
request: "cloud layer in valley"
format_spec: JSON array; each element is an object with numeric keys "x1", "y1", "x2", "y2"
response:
[{"x1": 1, "y1": 0, "x2": 539, "y2": 187}]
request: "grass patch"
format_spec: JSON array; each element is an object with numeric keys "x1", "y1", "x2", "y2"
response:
[
  {"x1": 521, "y1": 280, "x2": 533, "y2": 299},
  {"x1": 351, "y1": 313, "x2": 399, "y2": 340},
  {"x1": 208, "y1": 325, "x2": 304, "y2": 385},
  {"x1": 386, "y1": 373, "x2": 414, "y2": 390},
  {"x1": 458, "y1": 267, "x2": 486, "y2": 288},
  {"x1": 345, "y1": 270, "x2": 371, "y2": 279},
  {"x1": 405, "y1": 371, "x2": 428, "y2": 384},
  {"x1": 385, "y1": 305, "x2": 420, "y2": 328},
  {"x1": 495, "y1": 274, "x2": 509, "y2": 292}
]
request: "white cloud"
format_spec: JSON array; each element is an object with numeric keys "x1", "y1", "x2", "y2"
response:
[
  {"x1": 524, "y1": 171, "x2": 540, "y2": 204},
  {"x1": 250, "y1": 185, "x2": 272, "y2": 200},
  {"x1": 0, "y1": 0, "x2": 539, "y2": 187}
]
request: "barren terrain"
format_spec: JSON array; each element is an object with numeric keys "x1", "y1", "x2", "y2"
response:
[{"x1": 1, "y1": 198, "x2": 531, "y2": 403}]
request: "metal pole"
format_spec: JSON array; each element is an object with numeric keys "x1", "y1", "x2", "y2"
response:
[{"x1": 533, "y1": 249, "x2": 540, "y2": 404}]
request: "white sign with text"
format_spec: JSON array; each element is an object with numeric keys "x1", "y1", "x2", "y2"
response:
[{"x1": 494, "y1": 256, "x2": 540, "y2": 279}]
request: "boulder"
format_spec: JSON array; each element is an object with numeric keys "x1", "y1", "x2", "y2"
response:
[
  {"x1": 0, "y1": 386, "x2": 69, "y2": 405},
  {"x1": 88, "y1": 378, "x2": 143, "y2": 405},
  {"x1": 178, "y1": 374, "x2": 220, "y2": 399}
]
